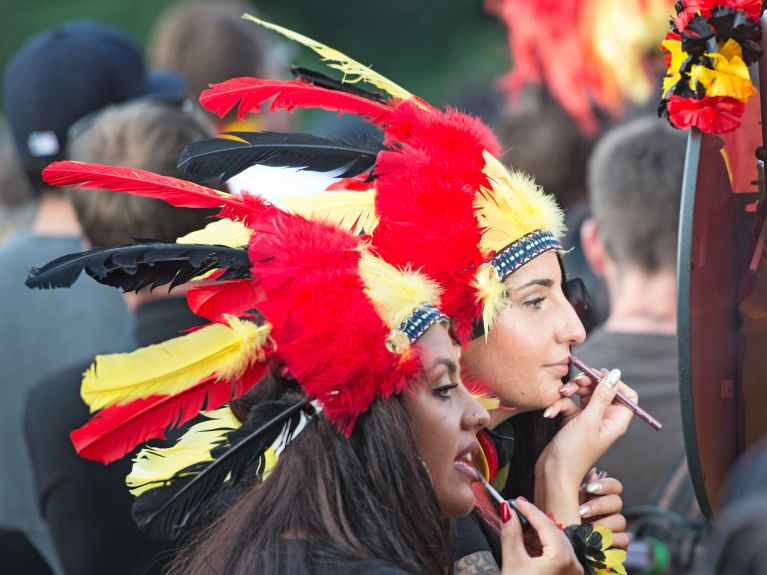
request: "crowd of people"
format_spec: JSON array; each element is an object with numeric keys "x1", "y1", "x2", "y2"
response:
[{"x1": 0, "y1": 1, "x2": 765, "y2": 574}]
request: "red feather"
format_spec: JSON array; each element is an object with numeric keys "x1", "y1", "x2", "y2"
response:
[
  {"x1": 42, "y1": 161, "x2": 258, "y2": 222},
  {"x1": 186, "y1": 279, "x2": 265, "y2": 322},
  {"x1": 200, "y1": 78, "x2": 394, "y2": 125},
  {"x1": 70, "y1": 363, "x2": 266, "y2": 464},
  {"x1": 246, "y1": 207, "x2": 417, "y2": 435},
  {"x1": 373, "y1": 102, "x2": 499, "y2": 342}
]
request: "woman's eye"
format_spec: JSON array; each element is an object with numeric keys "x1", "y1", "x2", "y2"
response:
[
  {"x1": 432, "y1": 382, "x2": 459, "y2": 399},
  {"x1": 524, "y1": 296, "x2": 546, "y2": 310}
]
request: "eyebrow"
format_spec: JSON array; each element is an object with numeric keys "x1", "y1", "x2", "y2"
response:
[{"x1": 511, "y1": 278, "x2": 555, "y2": 291}]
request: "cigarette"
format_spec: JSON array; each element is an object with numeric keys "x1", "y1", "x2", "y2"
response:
[{"x1": 569, "y1": 355, "x2": 662, "y2": 431}]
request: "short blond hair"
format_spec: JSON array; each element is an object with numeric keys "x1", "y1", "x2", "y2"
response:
[{"x1": 68, "y1": 100, "x2": 215, "y2": 247}]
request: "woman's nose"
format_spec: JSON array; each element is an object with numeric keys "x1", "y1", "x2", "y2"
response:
[
  {"x1": 558, "y1": 298, "x2": 587, "y2": 345},
  {"x1": 463, "y1": 393, "x2": 490, "y2": 430}
]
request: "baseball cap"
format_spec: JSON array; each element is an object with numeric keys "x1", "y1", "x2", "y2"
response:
[{"x1": 2, "y1": 21, "x2": 185, "y2": 189}]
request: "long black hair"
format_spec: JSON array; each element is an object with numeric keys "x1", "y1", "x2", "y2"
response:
[{"x1": 168, "y1": 385, "x2": 452, "y2": 575}]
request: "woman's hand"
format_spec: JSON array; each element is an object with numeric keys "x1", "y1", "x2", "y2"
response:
[
  {"x1": 500, "y1": 498, "x2": 583, "y2": 575},
  {"x1": 534, "y1": 370, "x2": 637, "y2": 525},
  {"x1": 578, "y1": 469, "x2": 629, "y2": 549},
  {"x1": 540, "y1": 373, "x2": 593, "y2": 422}
]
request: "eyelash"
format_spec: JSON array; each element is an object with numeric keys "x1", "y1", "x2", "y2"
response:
[
  {"x1": 433, "y1": 382, "x2": 459, "y2": 399},
  {"x1": 524, "y1": 296, "x2": 546, "y2": 310}
]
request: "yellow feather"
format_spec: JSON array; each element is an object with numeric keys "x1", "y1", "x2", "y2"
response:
[
  {"x1": 281, "y1": 189, "x2": 379, "y2": 235},
  {"x1": 127, "y1": 407, "x2": 241, "y2": 496},
  {"x1": 472, "y1": 392, "x2": 500, "y2": 411},
  {"x1": 472, "y1": 263, "x2": 507, "y2": 336},
  {"x1": 242, "y1": 14, "x2": 413, "y2": 101},
  {"x1": 82, "y1": 318, "x2": 271, "y2": 412},
  {"x1": 475, "y1": 152, "x2": 566, "y2": 256},
  {"x1": 357, "y1": 252, "x2": 443, "y2": 330},
  {"x1": 176, "y1": 218, "x2": 252, "y2": 248}
]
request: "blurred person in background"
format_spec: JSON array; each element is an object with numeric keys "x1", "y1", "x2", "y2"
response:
[
  {"x1": 24, "y1": 99, "x2": 215, "y2": 575},
  {"x1": 0, "y1": 115, "x2": 36, "y2": 243},
  {"x1": 148, "y1": 0, "x2": 310, "y2": 197},
  {"x1": 0, "y1": 21, "x2": 184, "y2": 573},
  {"x1": 577, "y1": 116, "x2": 690, "y2": 510},
  {"x1": 690, "y1": 439, "x2": 767, "y2": 575},
  {"x1": 148, "y1": 0, "x2": 292, "y2": 133}
]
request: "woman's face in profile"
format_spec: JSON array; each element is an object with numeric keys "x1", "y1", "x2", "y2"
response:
[
  {"x1": 403, "y1": 324, "x2": 489, "y2": 518},
  {"x1": 462, "y1": 251, "x2": 586, "y2": 412}
]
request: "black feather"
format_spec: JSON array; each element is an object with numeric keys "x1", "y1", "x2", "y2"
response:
[
  {"x1": 290, "y1": 65, "x2": 389, "y2": 104},
  {"x1": 132, "y1": 398, "x2": 310, "y2": 540},
  {"x1": 25, "y1": 242, "x2": 251, "y2": 293},
  {"x1": 178, "y1": 131, "x2": 384, "y2": 183}
]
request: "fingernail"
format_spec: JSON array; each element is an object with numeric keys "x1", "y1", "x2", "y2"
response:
[
  {"x1": 543, "y1": 407, "x2": 555, "y2": 418},
  {"x1": 500, "y1": 501, "x2": 512, "y2": 523},
  {"x1": 604, "y1": 369, "x2": 621, "y2": 389},
  {"x1": 579, "y1": 504, "x2": 590, "y2": 517},
  {"x1": 517, "y1": 496, "x2": 528, "y2": 503},
  {"x1": 586, "y1": 482, "x2": 602, "y2": 494},
  {"x1": 597, "y1": 471, "x2": 609, "y2": 480},
  {"x1": 558, "y1": 385, "x2": 569, "y2": 393}
]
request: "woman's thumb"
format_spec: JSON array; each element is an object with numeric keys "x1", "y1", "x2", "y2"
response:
[{"x1": 583, "y1": 368, "x2": 621, "y2": 418}]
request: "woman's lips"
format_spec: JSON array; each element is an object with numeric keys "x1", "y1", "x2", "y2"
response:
[
  {"x1": 454, "y1": 456, "x2": 480, "y2": 482},
  {"x1": 545, "y1": 361, "x2": 570, "y2": 377},
  {"x1": 454, "y1": 444, "x2": 480, "y2": 482}
]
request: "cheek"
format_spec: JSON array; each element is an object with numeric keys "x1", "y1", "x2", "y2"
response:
[{"x1": 465, "y1": 313, "x2": 538, "y2": 385}]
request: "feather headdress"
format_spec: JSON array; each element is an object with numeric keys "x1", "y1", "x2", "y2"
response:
[
  {"x1": 31, "y1": 163, "x2": 450, "y2": 539},
  {"x1": 32, "y1": 162, "x2": 448, "y2": 487},
  {"x1": 191, "y1": 16, "x2": 566, "y2": 341}
]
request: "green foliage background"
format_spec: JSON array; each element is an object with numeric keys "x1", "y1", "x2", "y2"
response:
[{"x1": 0, "y1": 0, "x2": 510, "y2": 111}]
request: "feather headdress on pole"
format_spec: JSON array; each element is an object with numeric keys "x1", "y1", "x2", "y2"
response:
[{"x1": 182, "y1": 15, "x2": 566, "y2": 342}]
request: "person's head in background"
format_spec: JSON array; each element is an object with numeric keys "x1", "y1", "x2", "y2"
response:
[
  {"x1": 149, "y1": 0, "x2": 292, "y2": 132},
  {"x1": 3, "y1": 21, "x2": 180, "y2": 196},
  {"x1": 581, "y1": 116, "x2": 686, "y2": 334},
  {"x1": 67, "y1": 99, "x2": 215, "y2": 307},
  {"x1": 495, "y1": 95, "x2": 596, "y2": 213}
]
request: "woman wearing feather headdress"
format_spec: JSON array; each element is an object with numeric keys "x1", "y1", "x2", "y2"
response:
[
  {"x1": 28, "y1": 168, "x2": 589, "y2": 573},
  {"x1": 32, "y1": 16, "x2": 630, "y2": 573},
  {"x1": 152, "y1": 16, "x2": 633, "y2": 574}
]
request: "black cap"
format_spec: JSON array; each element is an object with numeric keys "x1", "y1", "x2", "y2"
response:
[{"x1": 2, "y1": 21, "x2": 184, "y2": 186}]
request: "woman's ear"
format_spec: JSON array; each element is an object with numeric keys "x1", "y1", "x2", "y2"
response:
[{"x1": 580, "y1": 217, "x2": 606, "y2": 278}]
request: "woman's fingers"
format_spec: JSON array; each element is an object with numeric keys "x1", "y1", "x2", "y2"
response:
[
  {"x1": 543, "y1": 397, "x2": 578, "y2": 419},
  {"x1": 580, "y1": 477, "x2": 623, "y2": 498},
  {"x1": 590, "y1": 512, "x2": 627, "y2": 535},
  {"x1": 582, "y1": 369, "x2": 622, "y2": 419},
  {"x1": 499, "y1": 501, "x2": 529, "y2": 573},
  {"x1": 609, "y1": 531, "x2": 631, "y2": 550},
  {"x1": 579, "y1": 494, "x2": 623, "y2": 519},
  {"x1": 512, "y1": 498, "x2": 562, "y2": 547}
]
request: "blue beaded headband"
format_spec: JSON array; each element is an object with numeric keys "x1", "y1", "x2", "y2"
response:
[
  {"x1": 488, "y1": 229, "x2": 562, "y2": 283},
  {"x1": 385, "y1": 303, "x2": 449, "y2": 354}
]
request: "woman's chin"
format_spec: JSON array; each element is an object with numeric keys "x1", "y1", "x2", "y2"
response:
[{"x1": 439, "y1": 485, "x2": 477, "y2": 519}]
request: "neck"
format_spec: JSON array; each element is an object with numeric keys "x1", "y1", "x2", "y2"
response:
[
  {"x1": 604, "y1": 263, "x2": 677, "y2": 335},
  {"x1": 30, "y1": 191, "x2": 81, "y2": 236}
]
